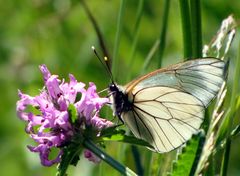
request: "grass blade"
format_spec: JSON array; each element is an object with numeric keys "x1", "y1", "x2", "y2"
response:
[{"x1": 112, "y1": 0, "x2": 126, "y2": 81}]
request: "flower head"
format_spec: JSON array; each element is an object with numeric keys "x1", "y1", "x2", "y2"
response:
[{"x1": 17, "y1": 65, "x2": 113, "y2": 166}]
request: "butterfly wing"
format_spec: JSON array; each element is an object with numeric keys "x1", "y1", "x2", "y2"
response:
[{"x1": 122, "y1": 58, "x2": 227, "y2": 152}]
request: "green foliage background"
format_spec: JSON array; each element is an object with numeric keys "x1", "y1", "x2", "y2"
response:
[{"x1": 0, "y1": 0, "x2": 240, "y2": 175}]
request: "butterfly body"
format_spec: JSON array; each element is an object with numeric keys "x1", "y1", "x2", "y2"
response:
[
  {"x1": 109, "y1": 84, "x2": 133, "y2": 121},
  {"x1": 109, "y1": 58, "x2": 228, "y2": 153}
]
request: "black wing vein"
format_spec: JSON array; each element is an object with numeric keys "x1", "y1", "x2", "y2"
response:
[
  {"x1": 132, "y1": 109, "x2": 165, "y2": 151},
  {"x1": 175, "y1": 72, "x2": 222, "y2": 87}
]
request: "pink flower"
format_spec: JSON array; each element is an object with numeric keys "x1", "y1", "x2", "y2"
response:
[{"x1": 16, "y1": 65, "x2": 112, "y2": 166}]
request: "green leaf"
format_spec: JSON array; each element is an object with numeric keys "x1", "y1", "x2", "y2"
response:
[
  {"x1": 100, "y1": 125, "x2": 126, "y2": 137},
  {"x1": 100, "y1": 126, "x2": 153, "y2": 148},
  {"x1": 68, "y1": 104, "x2": 78, "y2": 124},
  {"x1": 170, "y1": 135, "x2": 200, "y2": 176},
  {"x1": 102, "y1": 133, "x2": 153, "y2": 149}
]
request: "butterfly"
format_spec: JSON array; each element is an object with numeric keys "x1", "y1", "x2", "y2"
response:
[{"x1": 108, "y1": 57, "x2": 228, "y2": 153}]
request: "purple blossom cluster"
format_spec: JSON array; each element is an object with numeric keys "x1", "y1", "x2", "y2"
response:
[{"x1": 16, "y1": 65, "x2": 113, "y2": 166}]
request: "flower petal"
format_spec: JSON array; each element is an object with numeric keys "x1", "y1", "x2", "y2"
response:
[
  {"x1": 39, "y1": 64, "x2": 52, "y2": 82},
  {"x1": 28, "y1": 144, "x2": 62, "y2": 166},
  {"x1": 45, "y1": 75, "x2": 63, "y2": 100},
  {"x1": 84, "y1": 149, "x2": 101, "y2": 164}
]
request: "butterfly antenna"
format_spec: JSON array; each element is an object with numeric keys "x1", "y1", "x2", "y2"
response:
[
  {"x1": 98, "y1": 87, "x2": 108, "y2": 94},
  {"x1": 104, "y1": 56, "x2": 114, "y2": 82},
  {"x1": 91, "y1": 46, "x2": 114, "y2": 83}
]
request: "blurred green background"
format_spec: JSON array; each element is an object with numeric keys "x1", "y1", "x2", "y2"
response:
[{"x1": 0, "y1": 0, "x2": 240, "y2": 175}]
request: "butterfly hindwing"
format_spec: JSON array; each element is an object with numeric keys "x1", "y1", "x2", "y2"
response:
[{"x1": 123, "y1": 86, "x2": 204, "y2": 152}]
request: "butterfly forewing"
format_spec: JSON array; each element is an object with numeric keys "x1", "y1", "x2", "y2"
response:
[
  {"x1": 126, "y1": 58, "x2": 226, "y2": 107},
  {"x1": 118, "y1": 58, "x2": 227, "y2": 153}
]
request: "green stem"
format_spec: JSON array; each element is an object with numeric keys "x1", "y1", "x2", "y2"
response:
[
  {"x1": 83, "y1": 139, "x2": 137, "y2": 176},
  {"x1": 220, "y1": 37, "x2": 240, "y2": 176},
  {"x1": 144, "y1": 151, "x2": 152, "y2": 176},
  {"x1": 131, "y1": 146, "x2": 144, "y2": 175},
  {"x1": 189, "y1": 134, "x2": 205, "y2": 176},
  {"x1": 179, "y1": 0, "x2": 192, "y2": 59},
  {"x1": 190, "y1": 0, "x2": 202, "y2": 58},
  {"x1": 158, "y1": 0, "x2": 170, "y2": 68},
  {"x1": 220, "y1": 138, "x2": 231, "y2": 176},
  {"x1": 127, "y1": 0, "x2": 144, "y2": 81},
  {"x1": 112, "y1": 0, "x2": 126, "y2": 81},
  {"x1": 141, "y1": 39, "x2": 160, "y2": 73}
]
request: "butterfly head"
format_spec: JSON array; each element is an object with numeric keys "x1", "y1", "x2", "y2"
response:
[
  {"x1": 108, "y1": 83, "x2": 133, "y2": 122},
  {"x1": 109, "y1": 82, "x2": 120, "y2": 93}
]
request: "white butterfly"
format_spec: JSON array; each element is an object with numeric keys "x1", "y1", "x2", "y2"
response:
[{"x1": 109, "y1": 58, "x2": 228, "y2": 153}]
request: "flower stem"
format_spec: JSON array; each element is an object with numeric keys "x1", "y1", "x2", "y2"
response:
[
  {"x1": 83, "y1": 139, "x2": 137, "y2": 176},
  {"x1": 179, "y1": 0, "x2": 192, "y2": 59}
]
